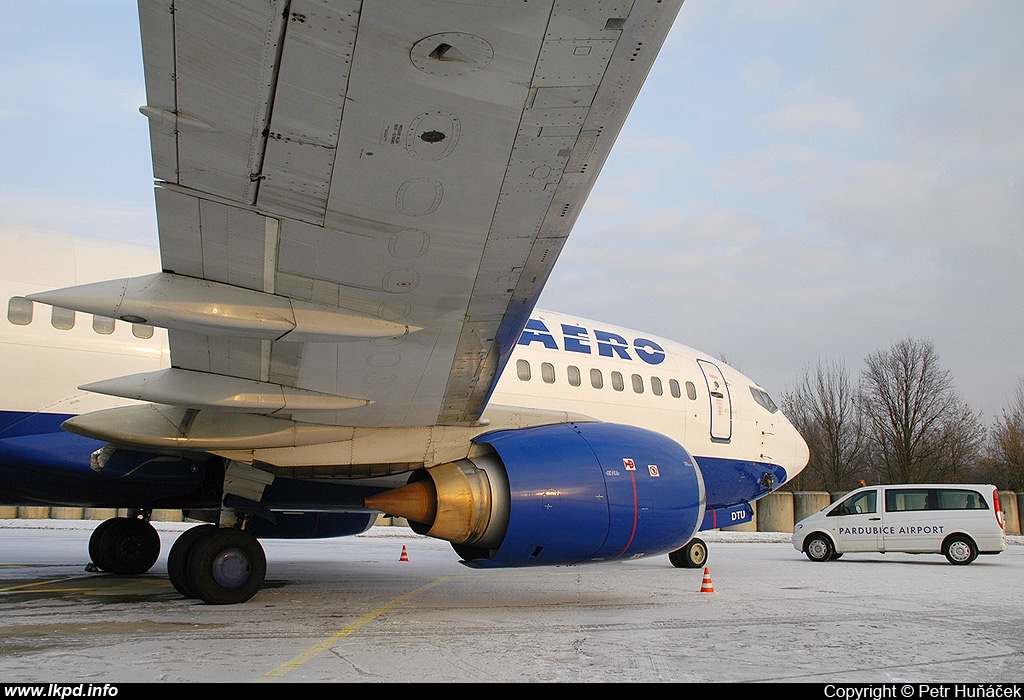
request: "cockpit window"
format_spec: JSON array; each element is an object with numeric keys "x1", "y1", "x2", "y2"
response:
[{"x1": 749, "y1": 386, "x2": 778, "y2": 413}]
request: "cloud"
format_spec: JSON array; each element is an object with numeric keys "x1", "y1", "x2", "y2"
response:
[
  {"x1": 742, "y1": 58, "x2": 782, "y2": 91},
  {"x1": 752, "y1": 91, "x2": 863, "y2": 134}
]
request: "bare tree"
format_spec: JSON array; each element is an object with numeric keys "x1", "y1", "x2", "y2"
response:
[
  {"x1": 979, "y1": 377, "x2": 1024, "y2": 490},
  {"x1": 859, "y1": 338, "x2": 984, "y2": 483},
  {"x1": 780, "y1": 358, "x2": 866, "y2": 492}
]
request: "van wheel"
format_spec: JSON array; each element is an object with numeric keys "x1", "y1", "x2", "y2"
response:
[
  {"x1": 804, "y1": 534, "x2": 834, "y2": 562},
  {"x1": 943, "y1": 535, "x2": 978, "y2": 565}
]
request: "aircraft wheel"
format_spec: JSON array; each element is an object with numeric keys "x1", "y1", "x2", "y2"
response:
[
  {"x1": 167, "y1": 524, "x2": 217, "y2": 598},
  {"x1": 668, "y1": 537, "x2": 707, "y2": 568},
  {"x1": 186, "y1": 528, "x2": 266, "y2": 605},
  {"x1": 89, "y1": 517, "x2": 160, "y2": 575},
  {"x1": 87, "y1": 518, "x2": 118, "y2": 572},
  {"x1": 804, "y1": 534, "x2": 834, "y2": 562}
]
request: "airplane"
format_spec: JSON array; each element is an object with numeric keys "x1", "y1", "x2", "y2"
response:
[{"x1": 0, "y1": 0, "x2": 809, "y2": 605}]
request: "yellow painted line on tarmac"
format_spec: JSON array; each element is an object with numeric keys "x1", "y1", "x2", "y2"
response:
[
  {"x1": 259, "y1": 576, "x2": 451, "y2": 682},
  {"x1": 0, "y1": 575, "x2": 96, "y2": 594},
  {"x1": 0, "y1": 575, "x2": 167, "y2": 595}
]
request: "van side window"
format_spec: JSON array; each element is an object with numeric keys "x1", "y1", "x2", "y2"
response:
[
  {"x1": 885, "y1": 489, "x2": 930, "y2": 512},
  {"x1": 937, "y1": 489, "x2": 987, "y2": 510},
  {"x1": 830, "y1": 490, "x2": 876, "y2": 516},
  {"x1": 7, "y1": 297, "x2": 33, "y2": 325}
]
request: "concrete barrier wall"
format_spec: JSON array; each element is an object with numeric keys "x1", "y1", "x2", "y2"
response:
[
  {"x1": 1004, "y1": 492, "x2": 1021, "y2": 535},
  {"x1": 794, "y1": 491, "x2": 832, "y2": 523},
  {"x1": 2, "y1": 491, "x2": 1023, "y2": 534},
  {"x1": 757, "y1": 490, "x2": 793, "y2": 533},
  {"x1": 0, "y1": 507, "x2": 183, "y2": 522}
]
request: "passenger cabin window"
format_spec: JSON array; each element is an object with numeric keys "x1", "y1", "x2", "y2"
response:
[
  {"x1": 631, "y1": 374, "x2": 644, "y2": 394},
  {"x1": 541, "y1": 362, "x2": 555, "y2": 384},
  {"x1": 611, "y1": 371, "x2": 624, "y2": 392},
  {"x1": 516, "y1": 359, "x2": 531, "y2": 381},
  {"x1": 51, "y1": 306, "x2": 75, "y2": 330},
  {"x1": 651, "y1": 376, "x2": 663, "y2": 396},
  {"x1": 93, "y1": 315, "x2": 115, "y2": 335},
  {"x1": 132, "y1": 323, "x2": 154, "y2": 339},
  {"x1": 685, "y1": 381, "x2": 697, "y2": 400},
  {"x1": 590, "y1": 368, "x2": 603, "y2": 389},
  {"x1": 669, "y1": 379, "x2": 681, "y2": 398},
  {"x1": 7, "y1": 297, "x2": 33, "y2": 325},
  {"x1": 567, "y1": 365, "x2": 581, "y2": 387}
]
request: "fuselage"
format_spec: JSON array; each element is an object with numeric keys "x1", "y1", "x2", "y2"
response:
[{"x1": 1, "y1": 230, "x2": 808, "y2": 511}]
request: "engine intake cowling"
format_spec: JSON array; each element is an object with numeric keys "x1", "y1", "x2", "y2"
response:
[{"x1": 366, "y1": 422, "x2": 705, "y2": 568}]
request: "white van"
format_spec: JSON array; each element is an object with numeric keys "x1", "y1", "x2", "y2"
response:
[{"x1": 792, "y1": 484, "x2": 1006, "y2": 565}]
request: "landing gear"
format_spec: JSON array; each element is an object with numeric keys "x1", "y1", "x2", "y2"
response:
[
  {"x1": 669, "y1": 537, "x2": 708, "y2": 568},
  {"x1": 168, "y1": 524, "x2": 266, "y2": 604},
  {"x1": 167, "y1": 523, "x2": 217, "y2": 599},
  {"x1": 87, "y1": 512, "x2": 161, "y2": 575}
]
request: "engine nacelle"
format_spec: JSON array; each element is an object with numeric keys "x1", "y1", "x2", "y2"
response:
[{"x1": 366, "y1": 423, "x2": 705, "y2": 568}]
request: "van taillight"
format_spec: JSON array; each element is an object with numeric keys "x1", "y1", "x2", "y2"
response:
[{"x1": 993, "y1": 488, "x2": 1005, "y2": 530}]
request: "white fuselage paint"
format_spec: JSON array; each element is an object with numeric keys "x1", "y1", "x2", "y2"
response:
[{"x1": 0, "y1": 230, "x2": 808, "y2": 479}]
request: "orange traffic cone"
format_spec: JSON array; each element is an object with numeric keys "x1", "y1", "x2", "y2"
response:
[
  {"x1": 400, "y1": 545, "x2": 409, "y2": 562},
  {"x1": 700, "y1": 567, "x2": 715, "y2": 593}
]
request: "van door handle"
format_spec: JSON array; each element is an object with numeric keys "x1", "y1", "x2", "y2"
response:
[{"x1": 869, "y1": 517, "x2": 880, "y2": 521}]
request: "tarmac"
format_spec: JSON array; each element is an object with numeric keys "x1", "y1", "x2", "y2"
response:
[{"x1": 0, "y1": 520, "x2": 1022, "y2": 684}]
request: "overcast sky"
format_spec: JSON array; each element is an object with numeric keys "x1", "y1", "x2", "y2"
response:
[{"x1": 1, "y1": 1, "x2": 1022, "y2": 423}]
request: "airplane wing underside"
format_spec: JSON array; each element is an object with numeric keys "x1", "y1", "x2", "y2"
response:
[{"x1": 40, "y1": 0, "x2": 684, "y2": 446}]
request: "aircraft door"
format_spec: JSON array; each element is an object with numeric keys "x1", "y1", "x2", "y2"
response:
[{"x1": 697, "y1": 359, "x2": 732, "y2": 441}]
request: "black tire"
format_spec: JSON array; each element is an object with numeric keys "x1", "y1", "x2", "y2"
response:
[
  {"x1": 167, "y1": 524, "x2": 217, "y2": 598},
  {"x1": 186, "y1": 528, "x2": 267, "y2": 605},
  {"x1": 91, "y1": 518, "x2": 161, "y2": 575},
  {"x1": 804, "y1": 534, "x2": 834, "y2": 562},
  {"x1": 668, "y1": 537, "x2": 708, "y2": 569},
  {"x1": 943, "y1": 535, "x2": 978, "y2": 565},
  {"x1": 87, "y1": 518, "x2": 118, "y2": 572}
]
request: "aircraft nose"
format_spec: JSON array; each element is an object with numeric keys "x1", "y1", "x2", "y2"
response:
[
  {"x1": 779, "y1": 417, "x2": 810, "y2": 482},
  {"x1": 792, "y1": 428, "x2": 810, "y2": 475}
]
